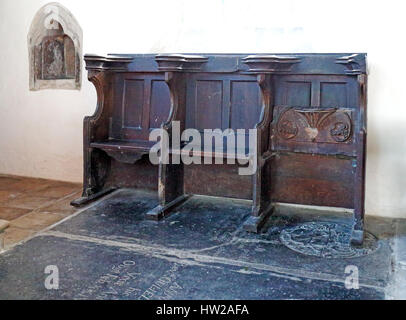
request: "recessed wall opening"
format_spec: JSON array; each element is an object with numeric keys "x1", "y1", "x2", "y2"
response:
[{"x1": 28, "y1": 2, "x2": 82, "y2": 90}]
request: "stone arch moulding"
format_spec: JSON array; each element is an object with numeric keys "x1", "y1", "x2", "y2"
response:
[{"x1": 28, "y1": 2, "x2": 83, "y2": 91}]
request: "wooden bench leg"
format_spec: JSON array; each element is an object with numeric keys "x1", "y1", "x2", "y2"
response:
[
  {"x1": 244, "y1": 156, "x2": 273, "y2": 233},
  {"x1": 146, "y1": 71, "x2": 188, "y2": 221},
  {"x1": 70, "y1": 187, "x2": 117, "y2": 207},
  {"x1": 243, "y1": 206, "x2": 273, "y2": 233},
  {"x1": 351, "y1": 132, "x2": 366, "y2": 246},
  {"x1": 351, "y1": 227, "x2": 364, "y2": 246},
  {"x1": 146, "y1": 194, "x2": 190, "y2": 221},
  {"x1": 146, "y1": 162, "x2": 188, "y2": 221},
  {"x1": 351, "y1": 75, "x2": 367, "y2": 246},
  {"x1": 243, "y1": 74, "x2": 273, "y2": 233}
]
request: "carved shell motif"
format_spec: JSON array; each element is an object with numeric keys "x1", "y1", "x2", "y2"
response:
[{"x1": 276, "y1": 108, "x2": 352, "y2": 144}]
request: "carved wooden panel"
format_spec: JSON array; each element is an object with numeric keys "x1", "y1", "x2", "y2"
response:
[
  {"x1": 122, "y1": 79, "x2": 144, "y2": 129},
  {"x1": 272, "y1": 106, "x2": 356, "y2": 156},
  {"x1": 272, "y1": 74, "x2": 358, "y2": 157},
  {"x1": 320, "y1": 82, "x2": 347, "y2": 107},
  {"x1": 230, "y1": 81, "x2": 261, "y2": 130},
  {"x1": 271, "y1": 153, "x2": 354, "y2": 208},
  {"x1": 184, "y1": 164, "x2": 252, "y2": 200},
  {"x1": 275, "y1": 75, "x2": 358, "y2": 108},
  {"x1": 185, "y1": 74, "x2": 261, "y2": 151},
  {"x1": 284, "y1": 80, "x2": 312, "y2": 107},
  {"x1": 186, "y1": 74, "x2": 262, "y2": 132},
  {"x1": 194, "y1": 80, "x2": 223, "y2": 130},
  {"x1": 111, "y1": 73, "x2": 170, "y2": 141},
  {"x1": 276, "y1": 107, "x2": 353, "y2": 143}
]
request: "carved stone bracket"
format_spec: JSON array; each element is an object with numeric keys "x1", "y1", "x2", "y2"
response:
[
  {"x1": 84, "y1": 54, "x2": 134, "y2": 72},
  {"x1": 242, "y1": 55, "x2": 301, "y2": 73},
  {"x1": 336, "y1": 54, "x2": 364, "y2": 75},
  {"x1": 155, "y1": 54, "x2": 208, "y2": 71}
]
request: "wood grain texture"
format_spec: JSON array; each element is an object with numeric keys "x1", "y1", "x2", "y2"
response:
[{"x1": 74, "y1": 53, "x2": 367, "y2": 243}]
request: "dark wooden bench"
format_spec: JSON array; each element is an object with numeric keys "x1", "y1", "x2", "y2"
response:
[{"x1": 72, "y1": 53, "x2": 367, "y2": 245}]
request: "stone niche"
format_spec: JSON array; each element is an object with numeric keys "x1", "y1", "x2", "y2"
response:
[{"x1": 28, "y1": 3, "x2": 83, "y2": 91}]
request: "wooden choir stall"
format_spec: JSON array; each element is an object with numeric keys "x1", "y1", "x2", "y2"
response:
[{"x1": 71, "y1": 53, "x2": 367, "y2": 245}]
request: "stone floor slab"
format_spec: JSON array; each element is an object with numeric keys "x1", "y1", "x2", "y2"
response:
[
  {"x1": 3, "y1": 227, "x2": 35, "y2": 248},
  {"x1": 0, "y1": 235, "x2": 384, "y2": 300},
  {"x1": 53, "y1": 189, "x2": 393, "y2": 288},
  {"x1": 0, "y1": 188, "x2": 401, "y2": 300}
]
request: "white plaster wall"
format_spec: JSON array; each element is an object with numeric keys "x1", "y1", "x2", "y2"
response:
[{"x1": 0, "y1": 0, "x2": 405, "y2": 218}]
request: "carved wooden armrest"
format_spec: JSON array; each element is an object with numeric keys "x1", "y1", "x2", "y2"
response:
[
  {"x1": 156, "y1": 54, "x2": 208, "y2": 133},
  {"x1": 255, "y1": 74, "x2": 271, "y2": 131},
  {"x1": 251, "y1": 74, "x2": 272, "y2": 155},
  {"x1": 241, "y1": 56, "x2": 302, "y2": 156}
]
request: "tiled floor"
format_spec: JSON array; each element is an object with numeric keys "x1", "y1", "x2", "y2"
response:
[{"x1": 0, "y1": 174, "x2": 81, "y2": 249}]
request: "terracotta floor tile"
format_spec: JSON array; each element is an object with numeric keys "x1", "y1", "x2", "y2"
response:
[
  {"x1": 0, "y1": 219, "x2": 9, "y2": 231},
  {"x1": 0, "y1": 190, "x2": 22, "y2": 202},
  {"x1": 0, "y1": 176, "x2": 80, "y2": 237},
  {"x1": 5, "y1": 178, "x2": 55, "y2": 193},
  {"x1": 2, "y1": 226, "x2": 35, "y2": 248},
  {"x1": 0, "y1": 176, "x2": 23, "y2": 191},
  {"x1": 0, "y1": 207, "x2": 31, "y2": 221},
  {"x1": 2, "y1": 195, "x2": 56, "y2": 210},
  {"x1": 39, "y1": 191, "x2": 81, "y2": 216},
  {"x1": 10, "y1": 212, "x2": 64, "y2": 231},
  {"x1": 29, "y1": 184, "x2": 81, "y2": 199}
]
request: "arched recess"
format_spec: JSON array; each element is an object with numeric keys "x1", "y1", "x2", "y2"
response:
[{"x1": 28, "y1": 2, "x2": 83, "y2": 90}]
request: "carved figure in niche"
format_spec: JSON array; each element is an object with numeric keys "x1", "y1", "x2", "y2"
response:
[
  {"x1": 35, "y1": 21, "x2": 76, "y2": 80},
  {"x1": 28, "y1": 3, "x2": 82, "y2": 90}
]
